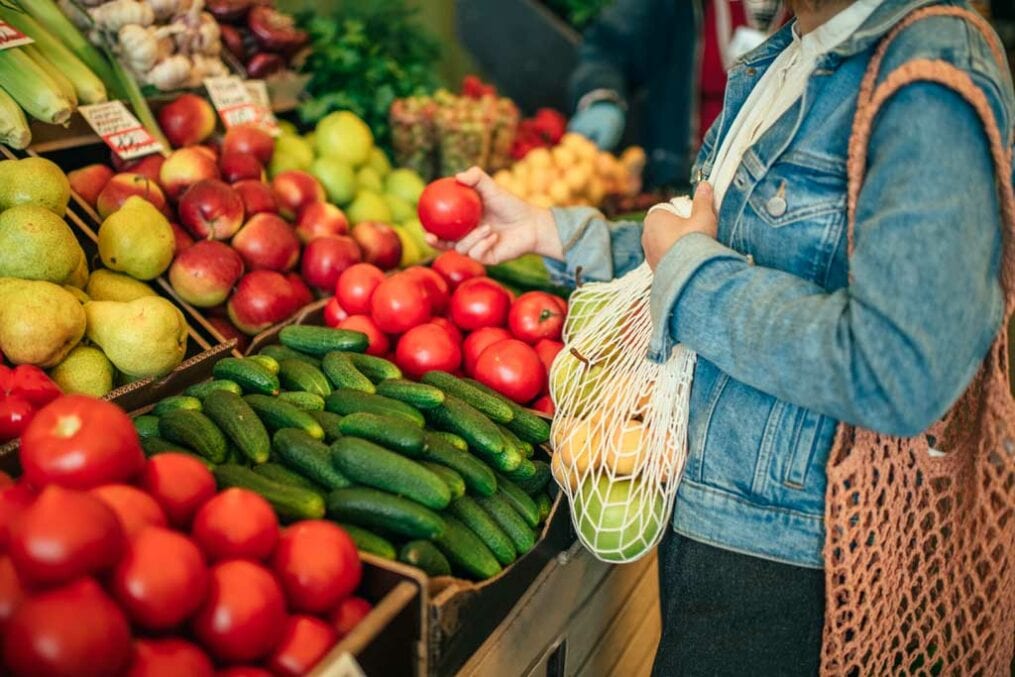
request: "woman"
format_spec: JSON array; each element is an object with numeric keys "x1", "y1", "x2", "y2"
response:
[{"x1": 431, "y1": 0, "x2": 1015, "y2": 673}]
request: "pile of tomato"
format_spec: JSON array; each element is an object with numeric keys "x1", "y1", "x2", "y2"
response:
[
  {"x1": 0, "y1": 396, "x2": 368, "y2": 677},
  {"x1": 324, "y1": 250, "x2": 564, "y2": 412}
]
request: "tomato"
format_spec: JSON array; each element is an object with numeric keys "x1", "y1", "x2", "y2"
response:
[
  {"x1": 534, "y1": 339, "x2": 565, "y2": 375},
  {"x1": 330, "y1": 596, "x2": 372, "y2": 638},
  {"x1": 337, "y1": 315, "x2": 390, "y2": 357},
  {"x1": 449, "y1": 277, "x2": 511, "y2": 331},
  {"x1": 3, "y1": 578, "x2": 133, "y2": 677},
  {"x1": 90, "y1": 484, "x2": 168, "y2": 539},
  {"x1": 0, "y1": 483, "x2": 34, "y2": 551},
  {"x1": 0, "y1": 395, "x2": 34, "y2": 442},
  {"x1": 111, "y1": 527, "x2": 209, "y2": 630},
  {"x1": 431, "y1": 251, "x2": 485, "y2": 289},
  {"x1": 267, "y1": 615, "x2": 337, "y2": 677},
  {"x1": 402, "y1": 266, "x2": 450, "y2": 314},
  {"x1": 430, "y1": 316, "x2": 463, "y2": 345},
  {"x1": 192, "y1": 488, "x2": 279, "y2": 562},
  {"x1": 7, "y1": 365, "x2": 61, "y2": 408},
  {"x1": 0, "y1": 471, "x2": 12, "y2": 489},
  {"x1": 217, "y1": 668, "x2": 273, "y2": 677},
  {"x1": 9, "y1": 485, "x2": 125, "y2": 586},
  {"x1": 417, "y1": 177, "x2": 483, "y2": 240},
  {"x1": 0, "y1": 556, "x2": 25, "y2": 630},
  {"x1": 19, "y1": 395, "x2": 145, "y2": 490},
  {"x1": 531, "y1": 395, "x2": 555, "y2": 415},
  {"x1": 322, "y1": 296, "x2": 349, "y2": 328},
  {"x1": 370, "y1": 274, "x2": 432, "y2": 334},
  {"x1": 508, "y1": 292, "x2": 565, "y2": 343},
  {"x1": 396, "y1": 323, "x2": 463, "y2": 380},
  {"x1": 139, "y1": 454, "x2": 217, "y2": 528},
  {"x1": 271, "y1": 520, "x2": 361, "y2": 614},
  {"x1": 127, "y1": 638, "x2": 215, "y2": 677},
  {"x1": 336, "y1": 263, "x2": 386, "y2": 315},
  {"x1": 192, "y1": 560, "x2": 288, "y2": 664},
  {"x1": 463, "y1": 327, "x2": 512, "y2": 376},
  {"x1": 474, "y1": 339, "x2": 546, "y2": 404}
]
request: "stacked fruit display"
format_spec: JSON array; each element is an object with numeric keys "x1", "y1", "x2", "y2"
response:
[
  {"x1": 211, "y1": 1, "x2": 309, "y2": 79},
  {"x1": 0, "y1": 395, "x2": 370, "y2": 676}
]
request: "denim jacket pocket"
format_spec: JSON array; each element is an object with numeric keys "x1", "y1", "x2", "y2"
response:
[{"x1": 756, "y1": 404, "x2": 834, "y2": 515}]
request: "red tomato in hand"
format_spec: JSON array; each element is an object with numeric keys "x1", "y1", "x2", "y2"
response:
[
  {"x1": 402, "y1": 266, "x2": 450, "y2": 313},
  {"x1": 19, "y1": 395, "x2": 145, "y2": 490},
  {"x1": 370, "y1": 274, "x2": 432, "y2": 334},
  {"x1": 9, "y1": 485, "x2": 125, "y2": 586},
  {"x1": 192, "y1": 488, "x2": 279, "y2": 562},
  {"x1": 430, "y1": 317, "x2": 463, "y2": 345},
  {"x1": 322, "y1": 297, "x2": 349, "y2": 328},
  {"x1": 418, "y1": 178, "x2": 483, "y2": 240},
  {"x1": 534, "y1": 339, "x2": 565, "y2": 375},
  {"x1": 90, "y1": 484, "x2": 168, "y2": 539},
  {"x1": 531, "y1": 395, "x2": 555, "y2": 415},
  {"x1": 396, "y1": 323, "x2": 463, "y2": 379},
  {"x1": 3, "y1": 578, "x2": 132, "y2": 677},
  {"x1": 330, "y1": 596, "x2": 373, "y2": 638},
  {"x1": 0, "y1": 556, "x2": 25, "y2": 630},
  {"x1": 474, "y1": 339, "x2": 546, "y2": 404},
  {"x1": 508, "y1": 292, "x2": 565, "y2": 343},
  {"x1": 337, "y1": 315, "x2": 390, "y2": 357},
  {"x1": 449, "y1": 277, "x2": 511, "y2": 331},
  {"x1": 431, "y1": 251, "x2": 485, "y2": 289},
  {"x1": 271, "y1": 520, "x2": 361, "y2": 613},
  {"x1": 127, "y1": 638, "x2": 215, "y2": 677},
  {"x1": 111, "y1": 527, "x2": 209, "y2": 630},
  {"x1": 139, "y1": 454, "x2": 216, "y2": 528},
  {"x1": 193, "y1": 560, "x2": 287, "y2": 664},
  {"x1": 463, "y1": 327, "x2": 512, "y2": 376},
  {"x1": 336, "y1": 263, "x2": 386, "y2": 315},
  {"x1": 267, "y1": 615, "x2": 337, "y2": 677}
]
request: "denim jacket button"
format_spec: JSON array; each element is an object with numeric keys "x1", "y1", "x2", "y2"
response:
[{"x1": 766, "y1": 195, "x2": 787, "y2": 217}]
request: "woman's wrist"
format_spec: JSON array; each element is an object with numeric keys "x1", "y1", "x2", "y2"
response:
[{"x1": 532, "y1": 207, "x2": 564, "y2": 261}]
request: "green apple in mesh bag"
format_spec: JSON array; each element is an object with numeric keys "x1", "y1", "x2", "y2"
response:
[{"x1": 575, "y1": 474, "x2": 665, "y2": 562}]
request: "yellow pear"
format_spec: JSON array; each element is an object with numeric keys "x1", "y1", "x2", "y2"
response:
[
  {"x1": 85, "y1": 297, "x2": 187, "y2": 378},
  {"x1": 0, "y1": 278, "x2": 85, "y2": 367}
]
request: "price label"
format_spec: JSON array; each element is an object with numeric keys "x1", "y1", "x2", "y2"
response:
[
  {"x1": 0, "y1": 20, "x2": 33, "y2": 51},
  {"x1": 78, "y1": 101, "x2": 164, "y2": 160},
  {"x1": 244, "y1": 80, "x2": 281, "y2": 136},
  {"x1": 205, "y1": 76, "x2": 276, "y2": 132}
]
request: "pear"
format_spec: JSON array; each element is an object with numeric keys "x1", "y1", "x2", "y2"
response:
[
  {"x1": 49, "y1": 345, "x2": 115, "y2": 397},
  {"x1": 0, "y1": 157, "x2": 71, "y2": 215},
  {"x1": 0, "y1": 204, "x2": 84, "y2": 283},
  {"x1": 98, "y1": 196, "x2": 174, "y2": 281},
  {"x1": 86, "y1": 269, "x2": 156, "y2": 302},
  {"x1": 64, "y1": 250, "x2": 89, "y2": 288},
  {"x1": 0, "y1": 278, "x2": 86, "y2": 367},
  {"x1": 63, "y1": 286, "x2": 90, "y2": 304},
  {"x1": 85, "y1": 297, "x2": 187, "y2": 378}
]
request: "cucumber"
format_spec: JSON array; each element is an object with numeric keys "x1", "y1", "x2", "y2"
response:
[
  {"x1": 140, "y1": 435, "x2": 187, "y2": 455},
  {"x1": 502, "y1": 458, "x2": 538, "y2": 482},
  {"x1": 153, "y1": 396, "x2": 202, "y2": 416},
  {"x1": 331, "y1": 437, "x2": 450, "y2": 509},
  {"x1": 374, "y1": 379, "x2": 444, "y2": 409},
  {"x1": 424, "y1": 395, "x2": 504, "y2": 458},
  {"x1": 432, "y1": 430, "x2": 468, "y2": 452},
  {"x1": 434, "y1": 515, "x2": 503, "y2": 580},
  {"x1": 203, "y1": 390, "x2": 271, "y2": 464},
  {"x1": 244, "y1": 394, "x2": 325, "y2": 440},
  {"x1": 248, "y1": 354, "x2": 279, "y2": 375},
  {"x1": 214, "y1": 464, "x2": 326, "y2": 520},
  {"x1": 536, "y1": 492, "x2": 553, "y2": 522},
  {"x1": 421, "y1": 433, "x2": 497, "y2": 497},
  {"x1": 499, "y1": 424, "x2": 534, "y2": 459},
  {"x1": 479, "y1": 444, "x2": 523, "y2": 473},
  {"x1": 158, "y1": 409, "x2": 228, "y2": 463},
  {"x1": 421, "y1": 462, "x2": 465, "y2": 499},
  {"x1": 185, "y1": 379, "x2": 243, "y2": 400},
  {"x1": 476, "y1": 493, "x2": 537, "y2": 554},
  {"x1": 494, "y1": 477, "x2": 541, "y2": 527},
  {"x1": 134, "y1": 415, "x2": 161, "y2": 440},
  {"x1": 347, "y1": 353, "x2": 401, "y2": 382},
  {"x1": 326, "y1": 487, "x2": 446, "y2": 539},
  {"x1": 278, "y1": 359, "x2": 332, "y2": 397},
  {"x1": 259, "y1": 344, "x2": 320, "y2": 367},
  {"x1": 422, "y1": 371, "x2": 513, "y2": 423},
  {"x1": 308, "y1": 410, "x2": 344, "y2": 442},
  {"x1": 337, "y1": 412, "x2": 425, "y2": 457},
  {"x1": 465, "y1": 378, "x2": 551, "y2": 443},
  {"x1": 325, "y1": 388, "x2": 425, "y2": 427},
  {"x1": 213, "y1": 357, "x2": 280, "y2": 396},
  {"x1": 278, "y1": 391, "x2": 325, "y2": 411},
  {"x1": 512, "y1": 460, "x2": 552, "y2": 495},
  {"x1": 224, "y1": 443, "x2": 244, "y2": 465},
  {"x1": 398, "y1": 540, "x2": 451, "y2": 577},
  {"x1": 279, "y1": 325, "x2": 369, "y2": 355},
  {"x1": 339, "y1": 523, "x2": 397, "y2": 559},
  {"x1": 450, "y1": 496, "x2": 517, "y2": 566},
  {"x1": 253, "y1": 462, "x2": 323, "y2": 493},
  {"x1": 321, "y1": 352, "x2": 374, "y2": 393},
  {"x1": 273, "y1": 428, "x2": 351, "y2": 490}
]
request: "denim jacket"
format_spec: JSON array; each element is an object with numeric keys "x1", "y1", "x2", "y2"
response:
[{"x1": 547, "y1": 0, "x2": 1015, "y2": 568}]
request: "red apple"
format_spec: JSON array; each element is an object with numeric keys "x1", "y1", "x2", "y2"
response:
[
  {"x1": 122, "y1": 155, "x2": 165, "y2": 183},
  {"x1": 207, "y1": 316, "x2": 250, "y2": 353},
  {"x1": 351, "y1": 222, "x2": 402, "y2": 271},
  {"x1": 158, "y1": 93, "x2": 217, "y2": 148},
  {"x1": 222, "y1": 124, "x2": 274, "y2": 165},
  {"x1": 170, "y1": 222, "x2": 194, "y2": 255},
  {"x1": 271, "y1": 170, "x2": 325, "y2": 220},
  {"x1": 227, "y1": 271, "x2": 299, "y2": 335},
  {"x1": 169, "y1": 240, "x2": 245, "y2": 308},
  {"x1": 194, "y1": 145, "x2": 219, "y2": 163},
  {"x1": 160, "y1": 147, "x2": 221, "y2": 201},
  {"x1": 286, "y1": 273, "x2": 314, "y2": 308},
  {"x1": 220, "y1": 153, "x2": 264, "y2": 183},
  {"x1": 233, "y1": 179, "x2": 278, "y2": 216},
  {"x1": 300, "y1": 236, "x2": 361, "y2": 291},
  {"x1": 68, "y1": 164, "x2": 113, "y2": 208},
  {"x1": 96, "y1": 172, "x2": 168, "y2": 218},
  {"x1": 232, "y1": 213, "x2": 300, "y2": 272},
  {"x1": 295, "y1": 202, "x2": 348, "y2": 244},
  {"x1": 178, "y1": 179, "x2": 245, "y2": 240}
]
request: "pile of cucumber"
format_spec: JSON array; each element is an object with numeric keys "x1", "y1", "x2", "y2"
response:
[{"x1": 133, "y1": 325, "x2": 556, "y2": 581}]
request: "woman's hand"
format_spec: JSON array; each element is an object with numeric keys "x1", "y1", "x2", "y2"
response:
[
  {"x1": 424, "y1": 167, "x2": 564, "y2": 265},
  {"x1": 642, "y1": 182, "x2": 718, "y2": 269}
]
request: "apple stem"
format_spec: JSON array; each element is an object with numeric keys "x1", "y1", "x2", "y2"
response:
[{"x1": 570, "y1": 347, "x2": 590, "y2": 367}]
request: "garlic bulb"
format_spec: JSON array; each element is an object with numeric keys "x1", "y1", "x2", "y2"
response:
[
  {"x1": 118, "y1": 24, "x2": 159, "y2": 73},
  {"x1": 146, "y1": 54, "x2": 192, "y2": 90},
  {"x1": 89, "y1": 0, "x2": 156, "y2": 32},
  {"x1": 173, "y1": 11, "x2": 221, "y2": 56}
]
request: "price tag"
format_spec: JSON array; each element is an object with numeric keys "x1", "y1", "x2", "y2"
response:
[
  {"x1": 244, "y1": 79, "x2": 281, "y2": 136},
  {"x1": 205, "y1": 75, "x2": 270, "y2": 130},
  {"x1": 78, "y1": 101, "x2": 164, "y2": 160},
  {"x1": 0, "y1": 20, "x2": 33, "y2": 51}
]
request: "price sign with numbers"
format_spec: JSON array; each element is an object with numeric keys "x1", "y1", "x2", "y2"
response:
[
  {"x1": 78, "y1": 101, "x2": 164, "y2": 160},
  {"x1": 205, "y1": 76, "x2": 268, "y2": 130},
  {"x1": 244, "y1": 80, "x2": 281, "y2": 136},
  {"x1": 0, "y1": 20, "x2": 33, "y2": 50}
]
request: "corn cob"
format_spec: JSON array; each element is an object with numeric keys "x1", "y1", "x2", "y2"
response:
[
  {"x1": 0, "y1": 87, "x2": 31, "y2": 149},
  {"x1": 22, "y1": 44, "x2": 78, "y2": 107},
  {"x1": 0, "y1": 47, "x2": 74, "y2": 125}
]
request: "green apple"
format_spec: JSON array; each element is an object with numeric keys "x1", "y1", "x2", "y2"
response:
[
  {"x1": 346, "y1": 190, "x2": 392, "y2": 225},
  {"x1": 367, "y1": 147, "x2": 392, "y2": 177},
  {"x1": 576, "y1": 474, "x2": 666, "y2": 562},
  {"x1": 384, "y1": 193, "x2": 415, "y2": 223},
  {"x1": 356, "y1": 166, "x2": 383, "y2": 193},
  {"x1": 385, "y1": 168, "x2": 426, "y2": 205},
  {"x1": 310, "y1": 156, "x2": 357, "y2": 205},
  {"x1": 315, "y1": 111, "x2": 373, "y2": 166},
  {"x1": 269, "y1": 134, "x2": 314, "y2": 177}
]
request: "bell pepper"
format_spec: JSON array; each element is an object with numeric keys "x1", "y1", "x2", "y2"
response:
[{"x1": 0, "y1": 365, "x2": 62, "y2": 443}]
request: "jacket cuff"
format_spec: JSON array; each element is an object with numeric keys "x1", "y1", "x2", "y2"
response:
[{"x1": 543, "y1": 206, "x2": 615, "y2": 287}]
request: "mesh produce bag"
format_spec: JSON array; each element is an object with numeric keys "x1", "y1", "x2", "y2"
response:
[{"x1": 549, "y1": 198, "x2": 696, "y2": 563}]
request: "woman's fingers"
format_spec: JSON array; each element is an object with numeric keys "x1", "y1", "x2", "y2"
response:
[
  {"x1": 467, "y1": 232, "x2": 500, "y2": 264},
  {"x1": 456, "y1": 166, "x2": 500, "y2": 201},
  {"x1": 453, "y1": 225, "x2": 493, "y2": 254}
]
